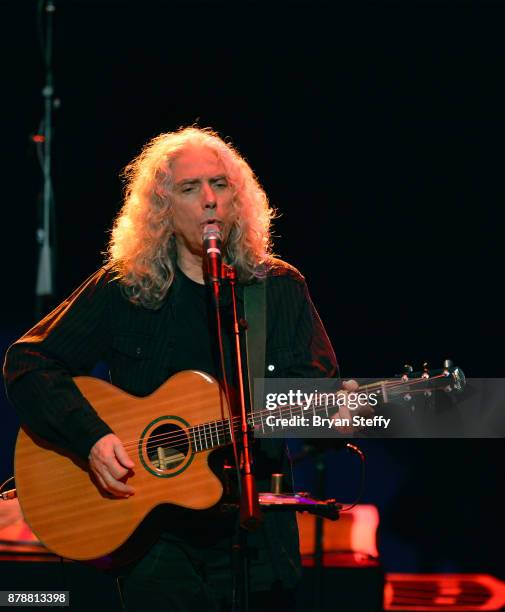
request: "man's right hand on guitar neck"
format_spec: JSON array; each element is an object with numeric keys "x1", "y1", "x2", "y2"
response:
[{"x1": 88, "y1": 433, "x2": 135, "y2": 498}]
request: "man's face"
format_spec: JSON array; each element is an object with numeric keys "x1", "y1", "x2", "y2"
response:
[{"x1": 170, "y1": 145, "x2": 235, "y2": 258}]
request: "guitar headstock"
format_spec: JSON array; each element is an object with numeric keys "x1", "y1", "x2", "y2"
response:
[{"x1": 395, "y1": 359, "x2": 466, "y2": 394}]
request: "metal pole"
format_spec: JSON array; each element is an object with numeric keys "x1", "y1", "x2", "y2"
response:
[{"x1": 35, "y1": 0, "x2": 56, "y2": 318}]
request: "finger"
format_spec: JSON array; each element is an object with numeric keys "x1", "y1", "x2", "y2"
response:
[
  {"x1": 342, "y1": 379, "x2": 359, "y2": 391},
  {"x1": 90, "y1": 455, "x2": 135, "y2": 492},
  {"x1": 107, "y1": 461, "x2": 130, "y2": 480},
  {"x1": 91, "y1": 452, "x2": 127, "y2": 480},
  {"x1": 101, "y1": 471, "x2": 135, "y2": 497},
  {"x1": 93, "y1": 468, "x2": 132, "y2": 498},
  {"x1": 94, "y1": 471, "x2": 109, "y2": 492},
  {"x1": 114, "y1": 442, "x2": 135, "y2": 469}
]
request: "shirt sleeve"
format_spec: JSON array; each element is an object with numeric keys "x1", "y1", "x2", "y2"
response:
[
  {"x1": 3, "y1": 268, "x2": 115, "y2": 460},
  {"x1": 290, "y1": 278, "x2": 339, "y2": 379},
  {"x1": 265, "y1": 266, "x2": 339, "y2": 379}
]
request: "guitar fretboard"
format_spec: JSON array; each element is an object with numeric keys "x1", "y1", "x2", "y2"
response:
[
  {"x1": 187, "y1": 368, "x2": 463, "y2": 452},
  {"x1": 189, "y1": 419, "x2": 235, "y2": 452}
]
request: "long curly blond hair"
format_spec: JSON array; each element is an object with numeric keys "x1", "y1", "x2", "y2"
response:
[{"x1": 106, "y1": 127, "x2": 275, "y2": 309}]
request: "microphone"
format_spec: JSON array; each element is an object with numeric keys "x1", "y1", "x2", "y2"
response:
[{"x1": 202, "y1": 223, "x2": 223, "y2": 301}]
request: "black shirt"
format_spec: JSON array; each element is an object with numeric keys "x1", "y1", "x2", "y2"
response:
[
  {"x1": 3, "y1": 258, "x2": 338, "y2": 590},
  {"x1": 4, "y1": 258, "x2": 337, "y2": 461}
]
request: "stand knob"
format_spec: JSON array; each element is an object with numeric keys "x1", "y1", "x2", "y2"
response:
[{"x1": 271, "y1": 473, "x2": 283, "y2": 494}]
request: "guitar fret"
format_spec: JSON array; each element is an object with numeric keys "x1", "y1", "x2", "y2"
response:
[
  {"x1": 193, "y1": 415, "x2": 271, "y2": 452},
  {"x1": 193, "y1": 421, "x2": 228, "y2": 452}
]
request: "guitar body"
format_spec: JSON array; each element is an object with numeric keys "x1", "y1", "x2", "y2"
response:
[{"x1": 15, "y1": 370, "x2": 228, "y2": 561}]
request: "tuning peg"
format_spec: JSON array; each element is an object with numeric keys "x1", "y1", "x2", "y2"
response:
[{"x1": 402, "y1": 364, "x2": 413, "y2": 381}]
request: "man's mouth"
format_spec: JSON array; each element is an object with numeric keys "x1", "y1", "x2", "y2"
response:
[{"x1": 201, "y1": 218, "x2": 222, "y2": 228}]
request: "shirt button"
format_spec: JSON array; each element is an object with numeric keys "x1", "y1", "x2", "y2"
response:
[
  {"x1": 267, "y1": 364, "x2": 275, "y2": 372},
  {"x1": 136, "y1": 347, "x2": 141, "y2": 356}
]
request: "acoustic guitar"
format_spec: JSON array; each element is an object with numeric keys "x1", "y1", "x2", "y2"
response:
[{"x1": 14, "y1": 365, "x2": 465, "y2": 561}]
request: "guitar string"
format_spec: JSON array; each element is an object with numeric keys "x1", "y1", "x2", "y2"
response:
[
  {"x1": 117, "y1": 374, "x2": 451, "y2": 456},
  {"x1": 120, "y1": 374, "x2": 450, "y2": 453}
]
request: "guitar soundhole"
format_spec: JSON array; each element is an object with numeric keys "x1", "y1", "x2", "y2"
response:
[{"x1": 146, "y1": 423, "x2": 189, "y2": 473}]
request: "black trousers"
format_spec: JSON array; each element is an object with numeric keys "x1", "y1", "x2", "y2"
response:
[{"x1": 118, "y1": 535, "x2": 296, "y2": 612}]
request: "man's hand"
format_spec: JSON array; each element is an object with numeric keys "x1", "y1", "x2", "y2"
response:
[
  {"x1": 88, "y1": 433, "x2": 135, "y2": 498},
  {"x1": 334, "y1": 379, "x2": 375, "y2": 434}
]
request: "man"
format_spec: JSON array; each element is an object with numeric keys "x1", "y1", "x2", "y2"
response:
[{"x1": 4, "y1": 127, "x2": 338, "y2": 611}]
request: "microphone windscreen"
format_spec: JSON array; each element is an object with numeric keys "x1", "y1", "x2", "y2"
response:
[{"x1": 202, "y1": 223, "x2": 222, "y2": 242}]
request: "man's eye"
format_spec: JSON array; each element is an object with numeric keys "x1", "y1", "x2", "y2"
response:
[
  {"x1": 182, "y1": 185, "x2": 196, "y2": 193},
  {"x1": 215, "y1": 181, "x2": 228, "y2": 189}
]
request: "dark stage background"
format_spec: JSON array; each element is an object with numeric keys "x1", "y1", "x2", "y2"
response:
[{"x1": 1, "y1": 0, "x2": 504, "y2": 577}]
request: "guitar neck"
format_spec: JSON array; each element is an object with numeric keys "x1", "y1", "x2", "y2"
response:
[
  {"x1": 246, "y1": 367, "x2": 465, "y2": 431},
  {"x1": 191, "y1": 366, "x2": 465, "y2": 446}
]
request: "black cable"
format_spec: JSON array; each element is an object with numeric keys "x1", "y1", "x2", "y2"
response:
[
  {"x1": 115, "y1": 576, "x2": 127, "y2": 612},
  {"x1": 57, "y1": 557, "x2": 68, "y2": 600},
  {"x1": 338, "y1": 443, "x2": 366, "y2": 512},
  {"x1": 285, "y1": 442, "x2": 296, "y2": 494},
  {"x1": 0, "y1": 476, "x2": 15, "y2": 496}
]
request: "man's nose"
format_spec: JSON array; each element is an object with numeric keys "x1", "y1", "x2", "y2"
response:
[{"x1": 202, "y1": 182, "x2": 217, "y2": 209}]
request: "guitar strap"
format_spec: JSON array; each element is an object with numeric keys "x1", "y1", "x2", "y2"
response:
[{"x1": 243, "y1": 278, "x2": 267, "y2": 412}]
